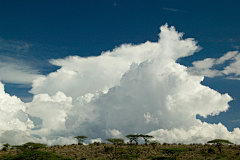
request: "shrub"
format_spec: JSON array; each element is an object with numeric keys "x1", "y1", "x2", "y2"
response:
[
  {"x1": 1, "y1": 147, "x2": 7, "y2": 151},
  {"x1": 121, "y1": 154, "x2": 140, "y2": 159},
  {"x1": 207, "y1": 148, "x2": 215, "y2": 154},
  {"x1": 12, "y1": 142, "x2": 47, "y2": 152},
  {"x1": 161, "y1": 148, "x2": 188, "y2": 160},
  {"x1": 0, "y1": 150, "x2": 74, "y2": 160},
  {"x1": 147, "y1": 155, "x2": 173, "y2": 160},
  {"x1": 104, "y1": 146, "x2": 114, "y2": 153},
  {"x1": 93, "y1": 142, "x2": 101, "y2": 146}
]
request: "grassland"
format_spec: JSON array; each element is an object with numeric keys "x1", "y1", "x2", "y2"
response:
[{"x1": 1, "y1": 142, "x2": 240, "y2": 160}]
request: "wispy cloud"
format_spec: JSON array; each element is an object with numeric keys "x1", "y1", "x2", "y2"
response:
[
  {"x1": 0, "y1": 38, "x2": 31, "y2": 57},
  {"x1": 188, "y1": 51, "x2": 240, "y2": 78},
  {"x1": 163, "y1": 8, "x2": 187, "y2": 13},
  {"x1": 0, "y1": 39, "x2": 43, "y2": 84},
  {"x1": 113, "y1": 2, "x2": 118, "y2": 6},
  {"x1": 0, "y1": 56, "x2": 43, "y2": 84},
  {"x1": 231, "y1": 119, "x2": 240, "y2": 122},
  {"x1": 232, "y1": 45, "x2": 240, "y2": 50}
]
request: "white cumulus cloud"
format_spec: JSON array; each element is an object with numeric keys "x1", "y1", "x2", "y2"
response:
[{"x1": 0, "y1": 24, "x2": 240, "y2": 147}]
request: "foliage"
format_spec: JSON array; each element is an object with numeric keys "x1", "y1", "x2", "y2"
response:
[
  {"x1": 3, "y1": 143, "x2": 10, "y2": 148},
  {"x1": 149, "y1": 140, "x2": 159, "y2": 150},
  {"x1": 1, "y1": 138, "x2": 240, "y2": 160},
  {"x1": 74, "y1": 135, "x2": 87, "y2": 145},
  {"x1": 12, "y1": 142, "x2": 47, "y2": 151},
  {"x1": 147, "y1": 155, "x2": 174, "y2": 160},
  {"x1": 207, "y1": 139, "x2": 234, "y2": 145},
  {"x1": 93, "y1": 142, "x2": 101, "y2": 146},
  {"x1": 125, "y1": 134, "x2": 140, "y2": 144},
  {"x1": 0, "y1": 150, "x2": 73, "y2": 160},
  {"x1": 207, "y1": 148, "x2": 215, "y2": 154},
  {"x1": 138, "y1": 134, "x2": 154, "y2": 145},
  {"x1": 1, "y1": 147, "x2": 7, "y2": 151},
  {"x1": 106, "y1": 138, "x2": 124, "y2": 148},
  {"x1": 161, "y1": 147, "x2": 188, "y2": 160},
  {"x1": 207, "y1": 139, "x2": 233, "y2": 153},
  {"x1": 215, "y1": 153, "x2": 229, "y2": 160},
  {"x1": 1, "y1": 143, "x2": 10, "y2": 151},
  {"x1": 104, "y1": 146, "x2": 114, "y2": 153},
  {"x1": 200, "y1": 149, "x2": 210, "y2": 160},
  {"x1": 121, "y1": 154, "x2": 140, "y2": 159}
]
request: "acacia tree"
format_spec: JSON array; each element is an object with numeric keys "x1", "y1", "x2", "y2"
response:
[
  {"x1": 74, "y1": 136, "x2": 87, "y2": 145},
  {"x1": 139, "y1": 134, "x2": 154, "y2": 145},
  {"x1": 125, "y1": 134, "x2": 140, "y2": 145},
  {"x1": 12, "y1": 142, "x2": 47, "y2": 151},
  {"x1": 106, "y1": 138, "x2": 124, "y2": 152},
  {"x1": 2, "y1": 143, "x2": 10, "y2": 151},
  {"x1": 207, "y1": 139, "x2": 233, "y2": 153}
]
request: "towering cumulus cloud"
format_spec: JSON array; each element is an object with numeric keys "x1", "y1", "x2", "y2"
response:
[{"x1": 0, "y1": 24, "x2": 239, "y2": 147}]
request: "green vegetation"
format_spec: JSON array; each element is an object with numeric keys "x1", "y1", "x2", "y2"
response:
[
  {"x1": 12, "y1": 142, "x2": 47, "y2": 151},
  {"x1": 1, "y1": 143, "x2": 10, "y2": 151},
  {"x1": 138, "y1": 134, "x2": 154, "y2": 145},
  {"x1": 105, "y1": 138, "x2": 124, "y2": 151},
  {"x1": 0, "y1": 150, "x2": 73, "y2": 160},
  {"x1": 74, "y1": 136, "x2": 88, "y2": 145},
  {"x1": 125, "y1": 134, "x2": 140, "y2": 145},
  {"x1": 1, "y1": 138, "x2": 239, "y2": 160},
  {"x1": 161, "y1": 148, "x2": 188, "y2": 160},
  {"x1": 207, "y1": 139, "x2": 233, "y2": 153},
  {"x1": 149, "y1": 140, "x2": 159, "y2": 150},
  {"x1": 1, "y1": 142, "x2": 73, "y2": 160}
]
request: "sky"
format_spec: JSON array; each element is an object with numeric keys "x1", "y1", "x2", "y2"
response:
[{"x1": 0, "y1": 0, "x2": 240, "y2": 146}]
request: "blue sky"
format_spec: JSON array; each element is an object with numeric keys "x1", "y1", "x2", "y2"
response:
[{"x1": 1, "y1": 0, "x2": 240, "y2": 145}]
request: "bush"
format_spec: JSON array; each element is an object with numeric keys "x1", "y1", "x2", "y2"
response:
[
  {"x1": 1, "y1": 147, "x2": 7, "y2": 151},
  {"x1": 147, "y1": 155, "x2": 174, "y2": 160},
  {"x1": 104, "y1": 146, "x2": 114, "y2": 153},
  {"x1": 208, "y1": 148, "x2": 215, "y2": 154},
  {"x1": 215, "y1": 153, "x2": 229, "y2": 159},
  {"x1": 12, "y1": 142, "x2": 47, "y2": 151},
  {"x1": 0, "y1": 150, "x2": 74, "y2": 160},
  {"x1": 121, "y1": 154, "x2": 139, "y2": 159},
  {"x1": 93, "y1": 142, "x2": 101, "y2": 146}
]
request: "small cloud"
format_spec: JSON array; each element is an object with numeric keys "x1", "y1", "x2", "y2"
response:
[
  {"x1": 225, "y1": 76, "x2": 240, "y2": 81},
  {"x1": 163, "y1": 8, "x2": 187, "y2": 13},
  {"x1": 188, "y1": 51, "x2": 240, "y2": 78},
  {"x1": 231, "y1": 119, "x2": 240, "y2": 122},
  {"x1": 232, "y1": 45, "x2": 240, "y2": 50},
  {"x1": 113, "y1": 2, "x2": 118, "y2": 6}
]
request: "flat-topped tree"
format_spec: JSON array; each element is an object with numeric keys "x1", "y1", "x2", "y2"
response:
[
  {"x1": 207, "y1": 139, "x2": 233, "y2": 153},
  {"x1": 106, "y1": 138, "x2": 124, "y2": 152},
  {"x1": 139, "y1": 134, "x2": 154, "y2": 145},
  {"x1": 125, "y1": 134, "x2": 140, "y2": 145},
  {"x1": 12, "y1": 142, "x2": 47, "y2": 151},
  {"x1": 1, "y1": 143, "x2": 10, "y2": 151},
  {"x1": 74, "y1": 136, "x2": 87, "y2": 145},
  {"x1": 3, "y1": 143, "x2": 10, "y2": 148}
]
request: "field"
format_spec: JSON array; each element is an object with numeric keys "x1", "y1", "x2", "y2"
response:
[{"x1": 1, "y1": 142, "x2": 240, "y2": 160}]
